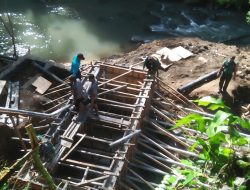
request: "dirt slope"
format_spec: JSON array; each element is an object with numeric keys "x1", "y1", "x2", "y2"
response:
[{"x1": 102, "y1": 37, "x2": 250, "y2": 112}]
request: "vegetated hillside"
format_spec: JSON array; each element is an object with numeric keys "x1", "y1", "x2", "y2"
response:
[{"x1": 103, "y1": 37, "x2": 250, "y2": 111}]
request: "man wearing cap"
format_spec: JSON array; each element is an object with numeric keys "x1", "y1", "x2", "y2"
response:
[
  {"x1": 217, "y1": 56, "x2": 237, "y2": 93},
  {"x1": 143, "y1": 54, "x2": 165, "y2": 77},
  {"x1": 70, "y1": 53, "x2": 85, "y2": 79}
]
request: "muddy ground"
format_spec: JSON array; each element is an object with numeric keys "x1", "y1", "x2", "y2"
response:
[{"x1": 102, "y1": 37, "x2": 250, "y2": 114}]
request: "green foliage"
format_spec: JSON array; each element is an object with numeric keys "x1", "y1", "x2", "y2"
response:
[
  {"x1": 157, "y1": 96, "x2": 250, "y2": 190},
  {"x1": 215, "y1": 0, "x2": 248, "y2": 9}
]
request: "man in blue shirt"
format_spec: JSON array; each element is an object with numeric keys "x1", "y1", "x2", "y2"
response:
[{"x1": 70, "y1": 53, "x2": 85, "y2": 79}]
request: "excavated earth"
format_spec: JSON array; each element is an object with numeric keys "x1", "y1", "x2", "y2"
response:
[{"x1": 102, "y1": 37, "x2": 250, "y2": 114}]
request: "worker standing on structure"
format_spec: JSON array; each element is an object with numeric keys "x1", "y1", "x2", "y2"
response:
[
  {"x1": 70, "y1": 53, "x2": 85, "y2": 79},
  {"x1": 87, "y1": 74, "x2": 99, "y2": 116},
  {"x1": 143, "y1": 54, "x2": 165, "y2": 77},
  {"x1": 218, "y1": 56, "x2": 237, "y2": 93},
  {"x1": 69, "y1": 75, "x2": 86, "y2": 112}
]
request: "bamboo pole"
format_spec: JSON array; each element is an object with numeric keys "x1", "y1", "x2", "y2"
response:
[
  {"x1": 0, "y1": 104, "x2": 71, "y2": 118},
  {"x1": 99, "y1": 84, "x2": 127, "y2": 96},
  {"x1": 155, "y1": 91, "x2": 187, "y2": 114},
  {"x1": 141, "y1": 151, "x2": 172, "y2": 172},
  {"x1": 144, "y1": 117, "x2": 190, "y2": 148},
  {"x1": 127, "y1": 168, "x2": 154, "y2": 190},
  {"x1": 44, "y1": 86, "x2": 70, "y2": 96},
  {"x1": 133, "y1": 157, "x2": 166, "y2": 175},
  {"x1": 98, "y1": 70, "x2": 132, "y2": 87},
  {"x1": 150, "y1": 106, "x2": 175, "y2": 124},
  {"x1": 45, "y1": 100, "x2": 67, "y2": 113},
  {"x1": 42, "y1": 93, "x2": 71, "y2": 106},
  {"x1": 61, "y1": 134, "x2": 86, "y2": 160},
  {"x1": 127, "y1": 176, "x2": 158, "y2": 188},
  {"x1": 25, "y1": 124, "x2": 56, "y2": 190},
  {"x1": 140, "y1": 133, "x2": 180, "y2": 162},
  {"x1": 0, "y1": 151, "x2": 32, "y2": 185},
  {"x1": 156, "y1": 77, "x2": 203, "y2": 111},
  {"x1": 109, "y1": 130, "x2": 141, "y2": 147},
  {"x1": 76, "y1": 175, "x2": 109, "y2": 187},
  {"x1": 32, "y1": 61, "x2": 68, "y2": 86}
]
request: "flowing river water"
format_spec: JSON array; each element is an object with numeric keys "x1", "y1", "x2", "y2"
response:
[{"x1": 0, "y1": 0, "x2": 250, "y2": 62}]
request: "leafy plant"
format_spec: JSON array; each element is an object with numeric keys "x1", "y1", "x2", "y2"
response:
[{"x1": 157, "y1": 96, "x2": 250, "y2": 190}]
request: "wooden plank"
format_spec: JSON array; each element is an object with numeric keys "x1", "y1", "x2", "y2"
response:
[{"x1": 32, "y1": 76, "x2": 52, "y2": 94}]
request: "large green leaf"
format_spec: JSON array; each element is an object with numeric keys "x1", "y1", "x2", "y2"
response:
[
  {"x1": 206, "y1": 111, "x2": 231, "y2": 137},
  {"x1": 194, "y1": 96, "x2": 224, "y2": 107}
]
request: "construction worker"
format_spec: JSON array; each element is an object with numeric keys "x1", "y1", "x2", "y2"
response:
[
  {"x1": 87, "y1": 74, "x2": 99, "y2": 116},
  {"x1": 69, "y1": 75, "x2": 86, "y2": 112},
  {"x1": 70, "y1": 53, "x2": 85, "y2": 79},
  {"x1": 143, "y1": 54, "x2": 165, "y2": 77},
  {"x1": 218, "y1": 56, "x2": 237, "y2": 93}
]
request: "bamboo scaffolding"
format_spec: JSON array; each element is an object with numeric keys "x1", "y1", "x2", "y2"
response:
[
  {"x1": 126, "y1": 178, "x2": 144, "y2": 190},
  {"x1": 99, "y1": 82, "x2": 141, "y2": 93},
  {"x1": 44, "y1": 86, "x2": 70, "y2": 96},
  {"x1": 150, "y1": 106, "x2": 175, "y2": 124},
  {"x1": 81, "y1": 166, "x2": 89, "y2": 183},
  {"x1": 32, "y1": 61, "x2": 68, "y2": 86},
  {"x1": 109, "y1": 130, "x2": 141, "y2": 147},
  {"x1": 144, "y1": 118, "x2": 190, "y2": 148},
  {"x1": 156, "y1": 77, "x2": 202, "y2": 111},
  {"x1": 58, "y1": 162, "x2": 103, "y2": 175},
  {"x1": 64, "y1": 159, "x2": 110, "y2": 171},
  {"x1": 99, "y1": 77, "x2": 141, "y2": 87},
  {"x1": 47, "y1": 82, "x2": 69, "y2": 92},
  {"x1": 45, "y1": 100, "x2": 67, "y2": 113},
  {"x1": 155, "y1": 91, "x2": 187, "y2": 114},
  {"x1": 61, "y1": 134, "x2": 86, "y2": 160},
  {"x1": 141, "y1": 151, "x2": 172, "y2": 172},
  {"x1": 99, "y1": 89, "x2": 137, "y2": 98},
  {"x1": 99, "y1": 70, "x2": 132, "y2": 88},
  {"x1": 127, "y1": 176, "x2": 158, "y2": 188},
  {"x1": 0, "y1": 104, "x2": 71, "y2": 118},
  {"x1": 76, "y1": 175, "x2": 109, "y2": 187},
  {"x1": 134, "y1": 157, "x2": 166, "y2": 175},
  {"x1": 144, "y1": 136, "x2": 198, "y2": 157},
  {"x1": 127, "y1": 168, "x2": 154, "y2": 190},
  {"x1": 25, "y1": 124, "x2": 56, "y2": 190},
  {"x1": 42, "y1": 93, "x2": 71, "y2": 106},
  {"x1": 129, "y1": 161, "x2": 166, "y2": 175},
  {"x1": 140, "y1": 133, "x2": 180, "y2": 162},
  {"x1": 99, "y1": 84, "x2": 127, "y2": 96}
]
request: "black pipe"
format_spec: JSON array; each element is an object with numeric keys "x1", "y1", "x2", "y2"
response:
[{"x1": 177, "y1": 70, "x2": 218, "y2": 94}]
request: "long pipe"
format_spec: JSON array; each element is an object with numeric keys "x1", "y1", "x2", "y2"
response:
[
  {"x1": 0, "y1": 104, "x2": 71, "y2": 118},
  {"x1": 177, "y1": 70, "x2": 218, "y2": 94},
  {"x1": 109, "y1": 130, "x2": 141, "y2": 147}
]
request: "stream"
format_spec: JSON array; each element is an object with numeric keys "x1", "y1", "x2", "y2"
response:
[{"x1": 0, "y1": 0, "x2": 250, "y2": 62}]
